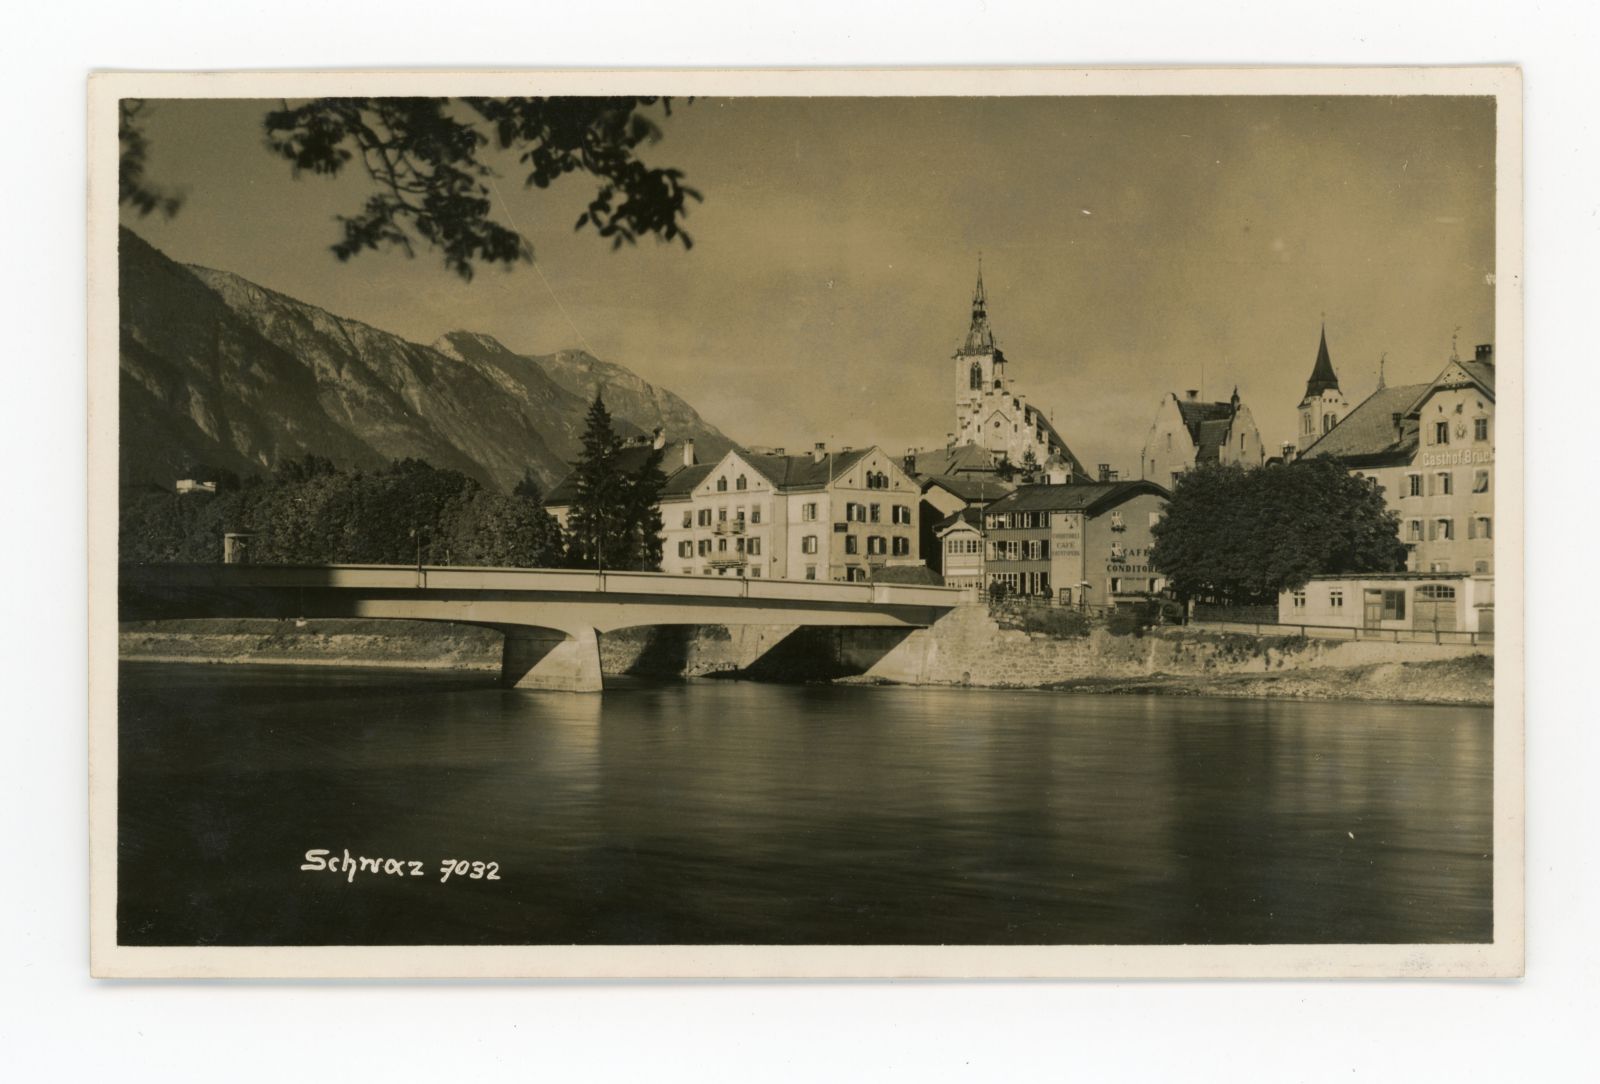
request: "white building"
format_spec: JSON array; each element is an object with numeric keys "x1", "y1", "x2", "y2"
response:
[
  {"x1": 1138, "y1": 387, "x2": 1266, "y2": 487},
  {"x1": 659, "y1": 445, "x2": 922, "y2": 582}
]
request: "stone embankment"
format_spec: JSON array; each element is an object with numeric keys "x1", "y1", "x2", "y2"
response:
[{"x1": 119, "y1": 604, "x2": 1493, "y2": 705}]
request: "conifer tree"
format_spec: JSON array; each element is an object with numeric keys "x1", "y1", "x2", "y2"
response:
[{"x1": 566, "y1": 392, "x2": 628, "y2": 570}]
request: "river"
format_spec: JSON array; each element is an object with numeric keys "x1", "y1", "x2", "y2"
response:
[{"x1": 116, "y1": 661, "x2": 1492, "y2": 946}]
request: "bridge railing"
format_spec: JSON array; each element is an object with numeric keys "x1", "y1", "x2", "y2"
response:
[{"x1": 120, "y1": 563, "x2": 971, "y2": 609}]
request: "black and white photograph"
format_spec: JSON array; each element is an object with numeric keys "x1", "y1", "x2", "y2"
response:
[{"x1": 87, "y1": 68, "x2": 1522, "y2": 978}]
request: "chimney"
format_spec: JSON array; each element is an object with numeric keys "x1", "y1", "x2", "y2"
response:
[
  {"x1": 1097, "y1": 463, "x2": 1112, "y2": 482},
  {"x1": 1391, "y1": 412, "x2": 1403, "y2": 431},
  {"x1": 812, "y1": 442, "x2": 827, "y2": 463},
  {"x1": 903, "y1": 453, "x2": 917, "y2": 476},
  {"x1": 771, "y1": 447, "x2": 784, "y2": 456},
  {"x1": 682, "y1": 439, "x2": 695, "y2": 468},
  {"x1": 1185, "y1": 389, "x2": 1199, "y2": 401},
  {"x1": 1281, "y1": 442, "x2": 1296, "y2": 462},
  {"x1": 1475, "y1": 343, "x2": 1494, "y2": 363},
  {"x1": 652, "y1": 426, "x2": 666, "y2": 450}
]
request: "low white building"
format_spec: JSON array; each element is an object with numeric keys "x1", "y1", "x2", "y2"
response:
[
  {"x1": 932, "y1": 507, "x2": 985, "y2": 590},
  {"x1": 1278, "y1": 572, "x2": 1491, "y2": 636}
]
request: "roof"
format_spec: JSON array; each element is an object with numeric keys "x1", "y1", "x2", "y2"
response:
[
  {"x1": 740, "y1": 447, "x2": 873, "y2": 491},
  {"x1": 985, "y1": 480, "x2": 1170, "y2": 517},
  {"x1": 1304, "y1": 324, "x2": 1341, "y2": 398},
  {"x1": 932, "y1": 506, "x2": 984, "y2": 535},
  {"x1": 660, "y1": 463, "x2": 715, "y2": 499},
  {"x1": 906, "y1": 443, "x2": 1001, "y2": 478},
  {"x1": 1175, "y1": 398, "x2": 1235, "y2": 444},
  {"x1": 1299, "y1": 382, "x2": 1428, "y2": 466},
  {"x1": 958, "y1": 265, "x2": 996, "y2": 355},
  {"x1": 1194, "y1": 417, "x2": 1235, "y2": 463},
  {"x1": 922, "y1": 474, "x2": 1016, "y2": 503},
  {"x1": 544, "y1": 440, "x2": 695, "y2": 507},
  {"x1": 869, "y1": 564, "x2": 944, "y2": 586}
]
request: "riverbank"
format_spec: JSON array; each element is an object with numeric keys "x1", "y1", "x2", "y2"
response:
[{"x1": 120, "y1": 611, "x2": 1493, "y2": 705}]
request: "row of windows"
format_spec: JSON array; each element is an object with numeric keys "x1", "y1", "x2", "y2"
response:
[
  {"x1": 1405, "y1": 469, "x2": 1490, "y2": 498},
  {"x1": 945, "y1": 537, "x2": 982, "y2": 556},
  {"x1": 797, "y1": 534, "x2": 910, "y2": 557},
  {"x1": 713, "y1": 474, "x2": 751, "y2": 492},
  {"x1": 1427, "y1": 416, "x2": 1491, "y2": 446},
  {"x1": 679, "y1": 536, "x2": 765, "y2": 558},
  {"x1": 1404, "y1": 516, "x2": 1492, "y2": 541},
  {"x1": 985, "y1": 510, "x2": 1052, "y2": 530},
  {"x1": 844, "y1": 502, "x2": 912, "y2": 524},
  {"x1": 688, "y1": 506, "x2": 765, "y2": 527}
]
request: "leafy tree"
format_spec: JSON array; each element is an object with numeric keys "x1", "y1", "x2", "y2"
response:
[
  {"x1": 1150, "y1": 457, "x2": 1407, "y2": 606},
  {"x1": 1020, "y1": 447, "x2": 1039, "y2": 481},
  {"x1": 119, "y1": 96, "x2": 701, "y2": 281}
]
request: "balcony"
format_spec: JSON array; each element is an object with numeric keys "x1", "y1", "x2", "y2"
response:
[
  {"x1": 713, "y1": 520, "x2": 746, "y2": 535},
  {"x1": 705, "y1": 553, "x2": 748, "y2": 569}
]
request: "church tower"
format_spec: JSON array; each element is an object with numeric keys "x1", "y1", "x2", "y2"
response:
[
  {"x1": 947, "y1": 261, "x2": 1086, "y2": 479},
  {"x1": 954, "y1": 262, "x2": 1006, "y2": 397},
  {"x1": 1297, "y1": 323, "x2": 1349, "y2": 453}
]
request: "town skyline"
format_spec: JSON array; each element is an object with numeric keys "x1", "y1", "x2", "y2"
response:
[{"x1": 122, "y1": 95, "x2": 1495, "y2": 470}]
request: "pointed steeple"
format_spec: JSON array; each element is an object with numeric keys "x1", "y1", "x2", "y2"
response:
[
  {"x1": 1303, "y1": 322, "x2": 1340, "y2": 398},
  {"x1": 1377, "y1": 352, "x2": 1387, "y2": 391},
  {"x1": 960, "y1": 258, "x2": 996, "y2": 355}
]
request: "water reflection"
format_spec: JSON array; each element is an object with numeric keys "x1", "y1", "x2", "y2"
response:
[{"x1": 117, "y1": 663, "x2": 1492, "y2": 946}]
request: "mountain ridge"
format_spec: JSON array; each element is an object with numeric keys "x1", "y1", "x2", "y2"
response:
[{"x1": 118, "y1": 226, "x2": 735, "y2": 493}]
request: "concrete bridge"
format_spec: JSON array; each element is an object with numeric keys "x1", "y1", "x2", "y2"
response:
[{"x1": 119, "y1": 564, "x2": 969, "y2": 692}]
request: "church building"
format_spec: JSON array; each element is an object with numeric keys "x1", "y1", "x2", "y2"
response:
[{"x1": 950, "y1": 265, "x2": 1086, "y2": 477}]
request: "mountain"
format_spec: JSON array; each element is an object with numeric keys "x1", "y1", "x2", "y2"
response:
[{"x1": 117, "y1": 227, "x2": 736, "y2": 493}]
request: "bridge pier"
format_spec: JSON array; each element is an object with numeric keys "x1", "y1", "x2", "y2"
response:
[{"x1": 499, "y1": 627, "x2": 603, "y2": 693}]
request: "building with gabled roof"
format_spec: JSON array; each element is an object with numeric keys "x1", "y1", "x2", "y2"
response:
[
  {"x1": 1138, "y1": 386, "x2": 1265, "y2": 488},
  {"x1": 981, "y1": 480, "x2": 1171, "y2": 605},
  {"x1": 1301, "y1": 343, "x2": 1497, "y2": 627},
  {"x1": 659, "y1": 444, "x2": 923, "y2": 582}
]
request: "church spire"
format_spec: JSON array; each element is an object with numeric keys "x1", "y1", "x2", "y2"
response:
[
  {"x1": 1303, "y1": 322, "x2": 1340, "y2": 399},
  {"x1": 961, "y1": 258, "x2": 996, "y2": 355}
]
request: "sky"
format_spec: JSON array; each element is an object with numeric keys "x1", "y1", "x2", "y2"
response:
[{"x1": 121, "y1": 94, "x2": 1496, "y2": 469}]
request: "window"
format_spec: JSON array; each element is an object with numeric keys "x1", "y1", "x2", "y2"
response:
[
  {"x1": 735, "y1": 475, "x2": 747, "y2": 491},
  {"x1": 866, "y1": 536, "x2": 886, "y2": 556},
  {"x1": 1417, "y1": 584, "x2": 1456, "y2": 601},
  {"x1": 1109, "y1": 511, "x2": 1125, "y2": 532},
  {"x1": 681, "y1": 510, "x2": 692, "y2": 528},
  {"x1": 748, "y1": 537, "x2": 762, "y2": 556},
  {"x1": 1323, "y1": 413, "x2": 1337, "y2": 433},
  {"x1": 1434, "y1": 472, "x2": 1452, "y2": 496},
  {"x1": 735, "y1": 537, "x2": 745, "y2": 554},
  {"x1": 802, "y1": 502, "x2": 817, "y2": 521},
  {"x1": 969, "y1": 361, "x2": 982, "y2": 390},
  {"x1": 869, "y1": 503, "x2": 881, "y2": 523},
  {"x1": 1473, "y1": 470, "x2": 1489, "y2": 494},
  {"x1": 892, "y1": 537, "x2": 910, "y2": 557},
  {"x1": 751, "y1": 506, "x2": 762, "y2": 524},
  {"x1": 845, "y1": 536, "x2": 859, "y2": 555},
  {"x1": 1469, "y1": 516, "x2": 1492, "y2": 540},
  {"x1": 893, "y1": 504, "x2": 912, "y2": 525},
  {"x1": 717, "y1": 538, "x2": 728, "y2": 553},
  {"x1": 1407, "y1": 473, "x2": 1423, "y2": 498},
  {"x1": 697, "y1": 539, "x2": 710, "y2": 556},
  {"x1": 697, "y1": 508, "x2": 712, "y2": 527},
  {"x1": 1474, "y1": 417, "x2": 1489, "y2": 442},
  {"x1": 1429, "y1": 518, "x2": 1454, "y2": 541},
  {"x1": 1329, "y1": 589, "x2": 1344, "y2": 609},
  {"x1": 750, "y1": 568, "x2": 761, "y2": 578},
  {"x1": 1407, "y1": 519, "x2": 1424, "y2": 542},
  {"x1": 986, "y1": 541, "x2": 999, "y2": 561},
  {"x1": 1291, "y1": 590, "x2": 1306, "y2": 610},
  {"x1": 805, "y1": 565, "x2": 817, "y2": 580},
  {"x1": 801, "y1": 535, "x2": 818, "y2": 555},
  {"x1": 1433, "y1": 421, "x2": 1449, "y2": 445},
  {"x1": 716, "y1": 476, "x2": 728, "y2": 492},
  {"x1": 1382, "y1": 590, "x2": 1406, "y2": 621}
]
